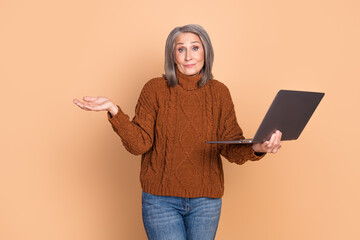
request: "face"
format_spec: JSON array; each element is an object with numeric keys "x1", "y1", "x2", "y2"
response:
[{"x1": 174, "y1": 32, "x2": 205, "y2": 76}]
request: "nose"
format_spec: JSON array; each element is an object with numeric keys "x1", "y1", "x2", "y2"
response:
[{"x1": 185, "y1": 49, "x2": 192, "y2": 61}]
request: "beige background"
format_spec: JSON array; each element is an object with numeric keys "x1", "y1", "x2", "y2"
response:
[{"x1": 1, "y1": 0, "x2": 359, "y2": 239}]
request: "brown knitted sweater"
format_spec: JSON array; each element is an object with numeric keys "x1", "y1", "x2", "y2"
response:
[{"x1": 108, "y1": 70, "x2": 265, "y2": 198}]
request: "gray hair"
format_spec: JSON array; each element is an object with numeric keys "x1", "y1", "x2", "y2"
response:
[{"x1": 163, "y1": 24, "x2": 214, "y2": 87}]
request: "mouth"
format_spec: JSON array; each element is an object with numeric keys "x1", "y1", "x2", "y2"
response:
[{"x1": 184, "y1": 64, "x2": 196, "y2": 68}]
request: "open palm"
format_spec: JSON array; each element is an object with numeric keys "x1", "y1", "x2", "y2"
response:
[{"x1": 73, "y1": 96, "x2": 118, "y2": 115}]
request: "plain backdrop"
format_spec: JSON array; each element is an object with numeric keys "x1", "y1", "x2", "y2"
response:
[{"x1": 1, "y1": 0, "x2": 359, "y2": 239}]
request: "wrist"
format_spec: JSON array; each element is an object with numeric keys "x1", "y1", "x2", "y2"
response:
[
  {"x1": 252, "y1": 144, "x2": 259, "y2": 152},
  {"x1": 108, "y1": 105, "x2": 118, "y2": 116},
  {"x1": 252, "y1": 143, "x2": 265, "y2": 154}
]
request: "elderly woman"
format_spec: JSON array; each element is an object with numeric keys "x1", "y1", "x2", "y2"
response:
[{"x1": 74, "y1": 24, "x2": 282, "y2": 240}]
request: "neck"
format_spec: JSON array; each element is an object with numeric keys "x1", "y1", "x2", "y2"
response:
[{"x1": 176, "y1": 68, "x2": 202, "y2": 91}]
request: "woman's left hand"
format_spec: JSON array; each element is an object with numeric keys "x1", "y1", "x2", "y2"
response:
[{"x1": 252, "y1": 130, "x2": 282, "y2": 153}]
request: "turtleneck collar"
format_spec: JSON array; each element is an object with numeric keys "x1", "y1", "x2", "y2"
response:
[{"x1": 176, "y1": 68, "x2": 202, "y2": 91}]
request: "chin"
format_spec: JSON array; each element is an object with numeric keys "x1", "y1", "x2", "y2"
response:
[{"x1": 185, "y1": 69, "x2": 201, "y2": 76}]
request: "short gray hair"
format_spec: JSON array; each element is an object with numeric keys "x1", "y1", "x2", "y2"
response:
[{"x1": 163, "y1": 24, "x2": 214, "y2": 87}]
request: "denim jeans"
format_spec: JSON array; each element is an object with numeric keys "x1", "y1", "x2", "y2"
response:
[{"x1": 142, "y1": 191, "x2": 222, "y2": 240}]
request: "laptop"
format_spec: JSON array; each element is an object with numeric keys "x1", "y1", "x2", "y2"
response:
[{"x1": 205, "y1": 90, "x2": 325, "y2": 144}]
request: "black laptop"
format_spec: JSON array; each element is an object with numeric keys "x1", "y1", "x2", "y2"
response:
[{"x1": 205, "y1": 90, "x2": 325, "y2": 144}]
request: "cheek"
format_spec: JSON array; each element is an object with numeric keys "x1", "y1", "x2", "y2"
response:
[
  {"x1": 174, "y1": 52, "x2": 181, "y2": 64},
  {"x1": 196, "y1": 50, "x2": 205, "y2": 62}
]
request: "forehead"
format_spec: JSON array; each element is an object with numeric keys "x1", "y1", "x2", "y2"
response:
[{"x1": 175, "y1": 32, "x2": 201, "y2": 44}]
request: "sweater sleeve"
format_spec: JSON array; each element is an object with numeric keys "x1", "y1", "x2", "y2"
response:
[
  {"x1": 107, "y1": 80, "x2": 157, "y2": 155},
  {"x1": 218, "y1": 84, "x2": 266, "y2": 164}
]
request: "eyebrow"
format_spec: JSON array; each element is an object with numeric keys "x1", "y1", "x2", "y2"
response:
[{"x1": 176, "y1": 41, "x2": 201, "y2": 45}]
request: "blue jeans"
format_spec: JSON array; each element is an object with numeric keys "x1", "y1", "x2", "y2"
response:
[{"x1": 142, "y1": 191, "x2": 222, "y2": 240}]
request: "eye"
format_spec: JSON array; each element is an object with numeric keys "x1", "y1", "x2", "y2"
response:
[
  {"x1": 192, "y1": 46, "x2": 199, "y2": 51},
  {"x1": 178, "y1": 48, "x2": 185, "y2": 52}
]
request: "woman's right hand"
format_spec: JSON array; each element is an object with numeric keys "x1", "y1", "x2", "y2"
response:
[{"x1": 73, "y1": 96, "x2": 119, "y2": 116}]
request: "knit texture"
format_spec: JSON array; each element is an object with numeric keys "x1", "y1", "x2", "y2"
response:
[{"x1": 108, "y1": 70, "x2": 265, "y2": 198}]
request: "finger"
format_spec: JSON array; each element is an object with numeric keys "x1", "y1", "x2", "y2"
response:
[
  {"x1": 267, "y1": 132, "x2": 277, "y2": 148},
  {"x1": 75, "y1": 99, "x2": 94, "y2": 110},
  {"x1": 258, "y1": 141, "x2": 269, "y2": 152},
  {"x1": 93, "y1": 97, "x2": 109, "y2": 104},
  {"x1": 267, "y1": 131, "x2": 282, "y2": 153},
  {"x1": 73, "y1": 99, "x2": 85, "y2": 108},
  {"x1": 82, "y1": 102, "x2": 106, "y2": 111},
  {"x1": 73, "y1": 99, "x2": 102, "y2": 111},
  {"x1": 83, "y1": 96, "x2": 98, "y2": 102},
  {"x1": 82, "y1": 104, "x2": 98, "y2": 111},
  {"x1": 271, "y1": 142, "x2": 282, "y2": 153},
  {"x1": 271, "y1": 148, "x2": 278, "y2": 153},
  {"x1": 273, "y1": 130, "x2": 281, "y2": 147},
  {"x1": 261, "y1": 141, "x2": 269, "y2": 148}
]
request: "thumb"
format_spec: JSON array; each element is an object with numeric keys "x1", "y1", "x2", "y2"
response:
[{"x1": 83, "y1": 96, "x2": 97, "y2": 102}]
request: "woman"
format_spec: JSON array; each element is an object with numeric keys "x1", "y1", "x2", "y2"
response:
[{"x1": 74, "y1": 24, "x2": 282, "y2": 240}]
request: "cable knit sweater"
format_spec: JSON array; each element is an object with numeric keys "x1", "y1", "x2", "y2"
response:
[{"x1": 108, "y1": 70, "x2": 265, "y2": 198}]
